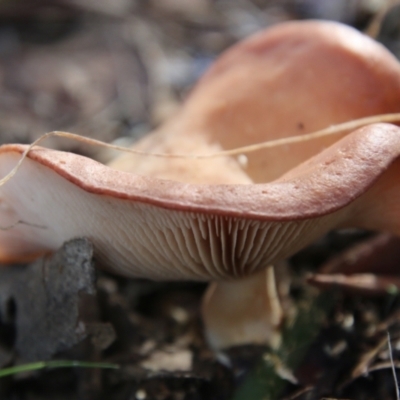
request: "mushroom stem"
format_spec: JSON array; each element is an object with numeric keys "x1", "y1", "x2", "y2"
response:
[{"x1": 202, "y1": 267, "x2": 283, "y2": 350}]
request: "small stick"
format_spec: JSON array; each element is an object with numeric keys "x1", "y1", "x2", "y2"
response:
[
  {"x1": 388, "y1": 331, "x2": 400, "y2": 400},
  {"x1": 365, "y1": 0, "x2": 399, "y2": 38}
]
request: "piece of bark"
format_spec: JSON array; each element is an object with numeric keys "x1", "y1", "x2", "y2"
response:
[{"x1": 0, "y1": 237, "x2": 97, "y2": 361}]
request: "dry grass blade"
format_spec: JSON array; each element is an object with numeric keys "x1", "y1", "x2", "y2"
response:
[{"x1": 1, "y1": 112, "x2": 400, "y2": 188}]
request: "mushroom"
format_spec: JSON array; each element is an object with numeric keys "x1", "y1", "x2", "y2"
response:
[{"x1": 1, "y1": 20, "x2": 400, "y2": 349}]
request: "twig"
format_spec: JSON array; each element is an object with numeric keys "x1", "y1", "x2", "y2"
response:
[{"x1": 388, "y1": 331, "x2": 400, "y2": 400}]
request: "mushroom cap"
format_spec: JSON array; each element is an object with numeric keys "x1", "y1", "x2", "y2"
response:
[
  {"x1": 110, "y1": 20, "x2": 400, "y2": 183},
  {"x1": 0, "y1": 123, "x2": 400, "y2": 279}
]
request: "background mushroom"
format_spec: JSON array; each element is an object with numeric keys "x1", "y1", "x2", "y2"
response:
[
  {"x1": 109, "y1": 20, "x2": 400, "y2": 183},
  {"x1": 1, "y1": 21, "x2": 400, "y2": 349}
]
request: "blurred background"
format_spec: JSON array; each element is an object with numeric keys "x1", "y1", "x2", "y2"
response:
[{"x1": 0, "y1": 0, "x2": 398, "y2": 157}]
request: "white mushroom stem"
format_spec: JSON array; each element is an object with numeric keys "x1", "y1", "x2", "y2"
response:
[{"x1": 202, "y1": 267, "x2": 283, "y2": 349}]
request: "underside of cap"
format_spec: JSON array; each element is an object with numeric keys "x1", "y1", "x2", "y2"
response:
[{"x1": 0, "y1": 123, "x2": 399, "y2": 279}]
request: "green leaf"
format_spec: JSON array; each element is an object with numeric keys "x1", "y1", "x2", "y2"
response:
[{"x1": 0, "y1": 360, "x2": 119, "y2": 378}]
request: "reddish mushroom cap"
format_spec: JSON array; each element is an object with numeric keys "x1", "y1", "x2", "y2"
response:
[
  {"x1": 0, "y1": 123, "x2": 400, "y2": 279},
  {"x1": 110, "y1": 20, "x2": 400, "y2": 183}
]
